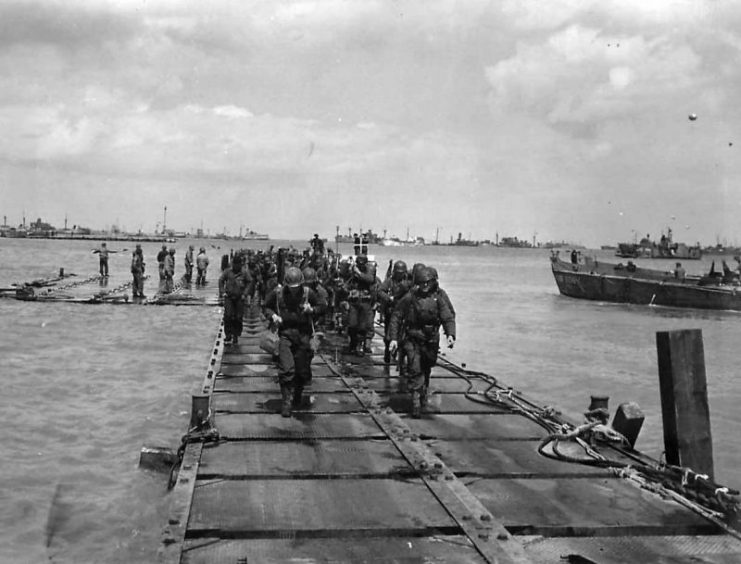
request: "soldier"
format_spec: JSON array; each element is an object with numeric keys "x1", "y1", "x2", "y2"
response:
[
  {"x1": 302, "y1": 267, "x2": 329, "y2": 327},
  {"x1": 310, "y1": 233, "x2": 324, "y2": 254},
  {"x1": 163, "y1": 248, "x2": 176, "y2": 293},
  {"x1": 157, "y1": 244, "x2": 168, "y2": 292},
  {"x1": 345, "y1": 254, "x2": 377, "y2": 356},
  {"x1": 389, "y1": 267, "x2": 456, "y2": 418},
  {"x1": 196, "y1": 247, "x2": 209, "y2": 285},
  {"x1": 92, "y1": 242, "x2": 118, "y2": 277},
  {"x1": 264, "y1": 266, "x2": 321, "y2": 417},
  {"x1": 184, "y1": 245, "x2": 195, "y2": 283},
  {"x1": 219, "y1": 254, "x2": 251, "y2": 345},
  {"x1": 427, "y1": 266, "x2": 456, "y2": 318},
  {"x1": 377, "y1": 260, "x2": 411, "y2": 363},
  {"x1": 130, "y1": 244, "x2": 146, "y2": 298}
]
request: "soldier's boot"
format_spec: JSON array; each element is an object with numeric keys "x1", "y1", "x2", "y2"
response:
[
  {"x1": 280, "y1": 385, "x2": 293, "y2": 418},
  {"x1": 232, "y1": 335, "x2": 239, "y2": 345},
  {"x1": 420, "y1": 386, "x2": 428, "y2": 411},
  {"x1": 383, "y1": 344, "x2": 391, "y2": 364},
  {"x1": 411, "y1": 391, "x2": 422, "y2": 419},
  {"x1": 292, "y1": 386, "x2": 304, "y2": 409}
]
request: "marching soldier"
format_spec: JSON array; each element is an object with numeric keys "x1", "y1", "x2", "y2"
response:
[
  {"x1": 378, "y1": 260, "x2": 411, "y2": 363},
  {"x1": 389, "y1": 267, "x2": 456, "y2": 418},
  {"x1": 264, "y1": 267, "x2": 321, "y2": 417},
  {"x1": 219, "y1": 254, "x2": 251, "y2": 345},
  {"x1": 345, "y1": 254, "x2": 376, "y2": 356}
]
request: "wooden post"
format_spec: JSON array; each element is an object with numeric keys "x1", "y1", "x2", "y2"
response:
[{"x1": 656, "y1": 329, "x2": 714, "y2": 479}]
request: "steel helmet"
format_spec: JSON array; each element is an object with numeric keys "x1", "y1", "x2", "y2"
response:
[
  {"x1": 392, "y1": 260, "x2": 408, "y2": 274},
  {"x1": 414, "y1": 266, "x2": 434, "y2": 286},
  {"x1": 302, "y1": 267, "x2": 317, "y2": 284},
  {"x1": 411, "y1": 263, "x2": 427, "y2": 281},
  {"x1": 427, "y1": 266, "x2": 438, "y2": 280},
  {"x1": 284, "y1": 266, "x2": 304, "y2": 287},
  {"x1": 356, "y1": 255, "x2": 368, "y2": 265}
]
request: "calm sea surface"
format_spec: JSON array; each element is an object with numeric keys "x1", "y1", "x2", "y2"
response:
[{"x1": 2, "y1": 237, "x2": 741, "y2": 563}]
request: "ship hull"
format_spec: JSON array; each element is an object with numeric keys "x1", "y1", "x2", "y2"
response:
[{"x1": 551, "y1": 256, "x2": 741, "y2": 311}]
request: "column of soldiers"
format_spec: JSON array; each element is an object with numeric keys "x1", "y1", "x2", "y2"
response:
[
  {"x1": 253, "y1": 240, "x2": 456, "y2": 419},
  {"x1": 124, "y1": 239, "x2": 457, "y2": 420}
]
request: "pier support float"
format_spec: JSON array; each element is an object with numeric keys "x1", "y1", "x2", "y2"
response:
[
  {"x1": 656, "y1": 329, "x2": 714, "y2": 479},
  {"x1": 189, "y1": 394, "x2": 210, "y2": 430},
  {"x1": 611, "y1": 402, "x2": 644, "y2": 448},
  {"x1": 139, "y1": 446, "x2": 178, "y2": 473}
]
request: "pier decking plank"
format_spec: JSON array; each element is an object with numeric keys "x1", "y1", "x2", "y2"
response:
[
  {"x1": 212, "y1": 391, "x2": 363, "y2": 413},
  {"x1": 216, "y1": 413, "x2": 387, "y2": 440},
  {"x1": 198, "y1": 440, "x2": 411, "y2": 477},
  {"x1": 467, "y1": 477, "x2": 718, "y2": 535},
  {"x1": 181, "y1": 535, "x2": 488, "y2": 564},
  {"x1": 188, "y1": 478, "x2": 457, "y2": 534},
  {"x1": 162, "y1": 305, "x2": 741, "y2": 564}
]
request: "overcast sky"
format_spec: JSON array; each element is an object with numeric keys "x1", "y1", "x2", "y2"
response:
[{"x1": 1, "y1": 0, "x2": 740, "y2": 246}]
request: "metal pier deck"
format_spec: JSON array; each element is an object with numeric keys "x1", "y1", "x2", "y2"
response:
[{"x1": 162, "y1": 307, "x2": 741, "y2": 563}]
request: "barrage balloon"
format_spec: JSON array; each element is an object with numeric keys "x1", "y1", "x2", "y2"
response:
[{"x1": 688, "y1": 113, "x2": 698, "y2": 121}]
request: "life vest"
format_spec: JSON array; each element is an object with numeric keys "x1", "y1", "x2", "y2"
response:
[
  {"x1": 409, "y1": 293, "x2": 440, "y2": 327},
  {"x1": 278, "y1": 285, "x2": 310, "y2": 312}
]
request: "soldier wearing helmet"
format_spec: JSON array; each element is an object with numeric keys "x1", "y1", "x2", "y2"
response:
[
  {"x1": 302, "y1": 267, "x2": 329, "y2": 325},
  {"x1": 377, "y1": 260, "x2": 411, "y2": 364},
  {"x1": 157, "y1": 244, "x2": 169, "y2": 292},
  {"x1": 219, "y1": 254, "x2": 251, "y2": 345},
  {"x1": 196, "y1": 247, "x2": 210, "y2": 285},
  {"x1": 343, "y1": 253, "x2": 377, "y2": 356},
  {"x1": 426, "y1": 266, "x2": 456, "y2": 317},
  {"x1": 389, "y1": 266, "x2": 456, "y2": 418},
  {"x1": 163, "y1": 247, "x2": 176, "y2": 293},
  {"x1": 264, "y1": 266, "x2": 321, "y2": 417},
  {"x1": 184, "y1": 244, "x2": 195, "y2": 283}
]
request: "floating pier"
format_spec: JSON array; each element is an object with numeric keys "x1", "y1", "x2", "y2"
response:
[
  {"x1": 160, "y1": 307, "x2": 741, "y2": 563},
  {"x1": 1, "y1": 272, "x2": 221, "y2": 306}
]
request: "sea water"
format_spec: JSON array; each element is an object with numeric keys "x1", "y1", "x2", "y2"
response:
[{"x1": 1, "y1": 237, "x2": 740, "y2": 563}]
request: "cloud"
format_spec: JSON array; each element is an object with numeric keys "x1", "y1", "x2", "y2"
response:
[{"x1": 485, "y1": 24, "x2": 704, "y2": 127}]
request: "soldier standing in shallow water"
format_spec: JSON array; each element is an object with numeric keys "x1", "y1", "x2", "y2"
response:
[{"x1": 389, "y1": 266, "x2": 456, "y2": 418}]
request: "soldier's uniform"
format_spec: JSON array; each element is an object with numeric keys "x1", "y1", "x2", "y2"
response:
[
  {"x1": 264, "y1": 267, "x2": 320, "y2": 417},
  {"x1": 219, "y1": 256, "x2": 251, "y2": 345},
  {"x1": 345, "y1": 255, "x2": 377, "y2": 356},
  {"x1": 377, "y1": 261, "x2": 411, "y2": 363},
  {"x1": 389, "y1": 267, "x2": 456, "y2": 417},
  {"x1": 131, "y1": 247, "x2": 145, "y2": 298}
]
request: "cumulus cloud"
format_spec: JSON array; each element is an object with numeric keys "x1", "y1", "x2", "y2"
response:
[{"x1": 486, "y1": 23, "x2": 704, "y2": 127}]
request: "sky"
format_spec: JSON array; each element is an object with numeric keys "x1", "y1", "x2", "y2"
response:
[{"x1": 1, "y1": 0, "x2": 741, "y2": 246}]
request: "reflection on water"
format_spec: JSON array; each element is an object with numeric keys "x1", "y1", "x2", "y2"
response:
[{"x1": 1, "y1": 238, "x2": 740, "y2": 562}]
